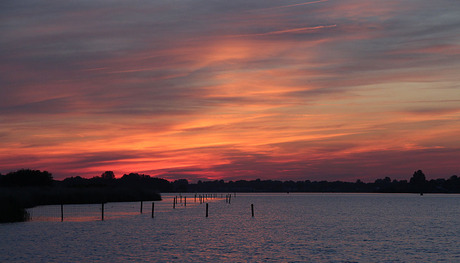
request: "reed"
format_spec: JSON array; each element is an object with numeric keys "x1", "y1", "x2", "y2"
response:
[{"x1": 0, "y1": 199, "x2": 29, "y2": 223}]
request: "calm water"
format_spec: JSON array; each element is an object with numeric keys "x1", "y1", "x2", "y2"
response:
[{"x1": 1, "y1": 193, "x2": 459, "y2": 262}]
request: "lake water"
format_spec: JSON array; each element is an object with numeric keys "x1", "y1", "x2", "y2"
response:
[{"x1": 1, "y1": 193, "x2": 459, "y2": 262}]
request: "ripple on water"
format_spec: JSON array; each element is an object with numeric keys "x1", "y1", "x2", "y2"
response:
[{"x1": 1, "y1": 193, "x2": 460, "y2": 262}]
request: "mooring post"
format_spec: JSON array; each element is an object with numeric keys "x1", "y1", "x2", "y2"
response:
[
  {"x1": 173, "y1": 197, "x2": 176, "y2": 209},
  {"x1": 251, "y1": 204, "x2": 254, "y2": 217},
  {"x1": 184, "y1": 196, "x2": 187, "y2": 207},
  {"x1": 140, "y1": 201, "x2": 143, "y2": 214},
  {"x1": 61, "y1": 203, "x2": 64, "y2": 222},
  {"x1": 151, "y1": 202, "x2": 155, "y2": 218},
  {"x1": 206, "y1": 203, "x2": 209, "y2": 217},
  {"x1": 101, "y1": 203, "x2": 104, "y2": 221}
]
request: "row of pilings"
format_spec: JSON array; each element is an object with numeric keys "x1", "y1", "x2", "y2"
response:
[
  {"x1": 171, "y1": 193, "x2": 240, "y2": 218},
  {"x1": 172, "y1": 193, "x2": 235, "y2": 208},
  {"x1": 54, "y1": 193, "x2": 252, "y2": 221}
]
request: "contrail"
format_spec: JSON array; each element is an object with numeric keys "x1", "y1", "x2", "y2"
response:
[
  {"x1": 226, "y1": 24, "x2": 336, "y2": 38},
  {"x1": 251, "y1": 24, "x2": 336, "y2": 36},
  {"x1": 261, "y1": 0, "x2": 329, "y2": 11}
]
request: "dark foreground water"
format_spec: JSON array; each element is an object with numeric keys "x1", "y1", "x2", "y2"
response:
[{"x1": 1, "y1": 193, "x2": 459, "y2": 262}]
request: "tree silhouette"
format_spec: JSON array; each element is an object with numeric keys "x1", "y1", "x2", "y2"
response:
[
  {"x1": 410, "y1": 170, "x2": 426, "y2": 185},
  {"x1": 173, "y1": 179, "x2": 189, "y2": 192},
  {"x1": 0, "y1": 169, "x2": 53, "y2": 186},
  {"x1": 410, "y1": 170, "x2": 426, "y2": 193},
  {"x1": 101, "y1": 171, "x2": 115, "y2": 180}
]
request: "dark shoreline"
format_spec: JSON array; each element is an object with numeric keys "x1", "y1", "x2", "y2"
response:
[
  {"x1": 2, "y1": 169, "x2": 459, "y2": 222},
  {"x1": 0, "y1": 186, "x2": 161, "y2": 223}
]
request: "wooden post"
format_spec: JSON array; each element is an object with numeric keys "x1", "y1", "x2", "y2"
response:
[
  {"x1": 61, "y1": 204, "x2": 64, "y2": 222},
  {"x1": 184, "y1": 196, "x2": 187, "y2": 207},
  {"x1": 101, "y1": 203, "x2": 104, "y2": 221},
  {"x1": 194, "y1": 194, "x2": 197, "y2": 203},
  {"x1": 140, "y1": 201, "x2": 143, "y2": 214},
  {"x1": 251, "y1": 204, "x2": 254, "y2": 217},
  {"x1": 151, "y1": 202, "x2": 155, "y2": 218},
  {"x1": 206, "y1": 203, "x2": 209, "y2": 217},
  {"x1": 173, "y1": 197, "x2": 176, "y2": 209}
]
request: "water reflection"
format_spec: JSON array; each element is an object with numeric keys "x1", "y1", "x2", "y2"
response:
[{"x1": 5, "y1": 193, "x2": 459, "y2": 262}]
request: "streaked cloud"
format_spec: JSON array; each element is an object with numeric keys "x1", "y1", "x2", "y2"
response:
[{"x1": 1, "y1": 0, "x2": 459, "y2": 181}]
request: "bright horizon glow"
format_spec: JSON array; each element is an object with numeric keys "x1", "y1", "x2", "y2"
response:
[{"x1": 1, "y1": 0, "x2": 459, "y2": 182}]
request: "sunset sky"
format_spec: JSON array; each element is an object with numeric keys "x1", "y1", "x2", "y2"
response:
[{"x1": 1, "y1": 0, "x2": 459, "y2": 182}]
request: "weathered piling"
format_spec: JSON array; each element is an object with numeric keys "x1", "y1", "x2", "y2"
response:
[
  {"x1": 184, "y1": 196, "x2": 187, "y2": 207},
  {"x1": 151, "y1": 202, "x2": 155, "y2": 218},
  {"x1": 140, "y1": 201, "x2": 143, "y2": 214},
  {"x1": 206, "y1": 203, "x2": 209, "y2": 217},
  {"x1": 101, "y1": 203, "x2": 104, "y2": 221},
  {"x1": 251, "y1": 204, "x2": 254, "y2": 217},
  {"x1": 173, "y1": 197, "x2": 176, "y2": 209},
  {"x1": 61, "y1": 204, "x2": 64, "y2": 222}
]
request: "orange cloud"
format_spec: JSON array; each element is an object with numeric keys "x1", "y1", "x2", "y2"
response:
[{"x1": 1, "y1": 0, "x2": 459, "y2": 182}]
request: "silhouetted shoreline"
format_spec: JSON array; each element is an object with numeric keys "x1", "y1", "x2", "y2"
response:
[
  {"x1": 0, "y1": 170, "x2": 162, "y2": 222},
  {"x1": 1, "y1": 169, "x2": 459, "y2": 222}
]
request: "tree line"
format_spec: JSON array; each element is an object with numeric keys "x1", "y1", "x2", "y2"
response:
[{"x1": 2, "y1": 169, "x2": 459, "y2": 193}]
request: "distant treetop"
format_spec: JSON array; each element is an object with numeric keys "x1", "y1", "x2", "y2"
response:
[{"x1": 0, "y1": 169, "x2": 53, "y2": 187}]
